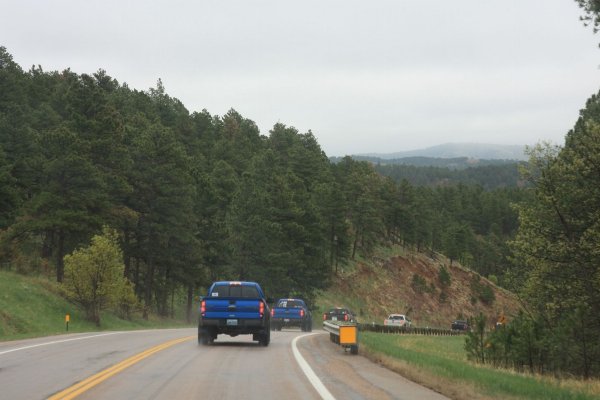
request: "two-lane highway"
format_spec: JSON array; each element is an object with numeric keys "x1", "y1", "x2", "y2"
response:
[{"x1": 0, "y1": 328, "x2": 448, "y2": 399}]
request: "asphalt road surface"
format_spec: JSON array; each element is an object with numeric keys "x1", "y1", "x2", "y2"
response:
[{"x1": 0, "y1": 328, "x2": 448, "y2": 400}]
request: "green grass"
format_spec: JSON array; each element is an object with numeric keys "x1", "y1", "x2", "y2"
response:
[
  {"x1": 0, "y1": 270, "x2": 192, "y2": 341},
  {"x1": 361, "y1": 332, "x2": 598, "y2": 400}
]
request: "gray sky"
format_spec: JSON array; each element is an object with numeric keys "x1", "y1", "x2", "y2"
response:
[{"x1": 2, "y1": 1, "x2": 600, "y2": 156}]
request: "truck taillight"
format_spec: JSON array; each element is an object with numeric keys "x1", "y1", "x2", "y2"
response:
[
  {"x1": 201, "y1": 300, "x2": 206, "y2": 316},
  {"x1": 259, "y1": 301, "x2": 265, "y2": 318},
  {"x1": 344, "y1": 314, "x2": 348, "y2": 321},
  {"x1": 300, "y1": 309, "x2": 304, "y2": 317},
  {"x1": 323, "y1": 313, "x2": 327, "y2": 321}
]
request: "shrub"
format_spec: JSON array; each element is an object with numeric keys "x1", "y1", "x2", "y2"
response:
[
  {"x1": 465, "y1": 313, "x2": 488, "y2": 363},
  {"x1": 115, "y1": 280, "x2": 140, "y2": 320},
  {"x1": 412, "y1": 274, "x2": 433, "y2": 294},
  {"x1": 470, "y1": 276, "x2": 495, "y2": 305},
  {"x1": 439, "y1": 265, "x2": 451, "y2": 286},
  {"x1": 439, "y1": 290, "x2": 448, "y2": 303},
  {"x1": 62, "y1": 227, "x2": 134, "y2": 326}
]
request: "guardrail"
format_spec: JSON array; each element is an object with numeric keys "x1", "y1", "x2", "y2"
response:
[
  {"x1": 359, "y1": 323, "x2": 465, "y2": 336},
  {"x1": 323, "y1": 320, "x2": 359, "y2": 354}
]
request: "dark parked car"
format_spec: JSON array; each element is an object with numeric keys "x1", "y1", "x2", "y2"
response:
[
  {"x1": 451, "y1": 320, "x2": 469, "y2": 331},
  {"x1": 323, "y1": 307, "x2": 356, "y2": 323}
]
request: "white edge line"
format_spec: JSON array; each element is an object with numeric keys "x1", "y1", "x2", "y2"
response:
[
  {"x1": 292, "y1": 333, "x2": 336, "y2": 400},
  {"x1": 0, "y1": 329, "x2": 181, "y2": 356},
  {"x1": 0, "y1": 332, "x2": 126, "y2": 356}
]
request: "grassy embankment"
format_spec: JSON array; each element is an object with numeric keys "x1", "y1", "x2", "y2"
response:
[
  {"x1": 361, "y1": 333, "x2": 600, "y2": 400},
  {"x1": 0, "y1": 270, "x2": 192, "y2": 341}
]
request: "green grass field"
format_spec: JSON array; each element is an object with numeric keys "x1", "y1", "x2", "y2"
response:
[
  {"x1": 361, "y1": 332, "x2": 599, "y2": 400},
  {"x1": 0, "y1": 270, "x2": 192, "y2": 341}
]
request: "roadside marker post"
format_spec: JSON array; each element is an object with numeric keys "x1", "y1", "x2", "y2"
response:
[{"x1": 65, "y1": 314, "x2": 70, "y2": 331}]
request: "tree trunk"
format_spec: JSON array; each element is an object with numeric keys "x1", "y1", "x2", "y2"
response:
[
  {"x1": 134, "y1": 257, "x2": 140, "y2": 297},
  {"x1": 143, "y1": 257, "x2": 154, "y2": 320},
  {"x1": 186, "y1": 284, "x2": 194, "y2": 323},
  {"x1": 170, "y1": 286, "x2": 175, "y2": 319},
  {"x1": 123, "y1": 229, "x2": 131, "y2": 279},
  {"x1": 56, "y1": 230, "x2": 65, "y2": 282},
  {"x1": 330, "y1": 221, "x2": 335, "y2": 269},
  {"x1": 41, "y1": 230, "x2": 54, "y2": 260}
]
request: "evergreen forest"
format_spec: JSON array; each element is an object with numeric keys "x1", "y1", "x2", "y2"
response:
[{"x1": 1, "y1": 41, "x2": 599, "y2": 377}]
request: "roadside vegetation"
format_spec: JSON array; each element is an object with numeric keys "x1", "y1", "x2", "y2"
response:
[
  {"x1": 2, "y1": 2, "x2": 600, "y2": 381},
  {"x1": 361, "y1": 333, "x2": 600, "y2": 400},
  {"x1": 0, "y1": 269, "x2": 192, "y2": 341}
]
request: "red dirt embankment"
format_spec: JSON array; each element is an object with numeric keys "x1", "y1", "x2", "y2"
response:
[{"x1": 330, "y1": 251, "x2": 520, "y2": 329}]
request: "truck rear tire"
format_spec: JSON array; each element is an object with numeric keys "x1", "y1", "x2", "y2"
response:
[
  {"x1": 199, "y1": 327, "x2": 216, "y2": 345},
  {"x1": 259, "y1": 329, "x2": 270, "y2": 346},
  {"x1": 198, "y1": 328, "x2": 209, "y2": 345}
]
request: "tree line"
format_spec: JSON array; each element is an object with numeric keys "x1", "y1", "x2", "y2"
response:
[
  {"x1": 0, "y1": 46, "x2": 522, "y2": 316},
  {"x1": 461, "y1": 1, "x2": 600, "y2": 378},
  {"x1": 2, "y1": 44, "x2": 599, "y2": 377},
  {"x1": 373, "y1": 162, "x2": 524, "y2": 190},
  {"x1": 463, "y1": 91, "x2": 600, "y2": 379}
]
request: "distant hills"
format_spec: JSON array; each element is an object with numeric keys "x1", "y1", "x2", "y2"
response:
[
  {"x1": 346, "y1": 156, "x2": 518, "y2": 170},
  {"x1": 328, "y1": 142, "x2": 529, "y2": 188},
  {"x1": 355, "y1": 143, "x2": 529, "y2": 161}
]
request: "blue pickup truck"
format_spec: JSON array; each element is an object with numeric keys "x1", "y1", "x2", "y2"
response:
[
  {"x1": 270, "y1": 298, "x2": 312, "y2": 332},
  {"x1": 198, "y1": 281, "x2": 271, "y2": 346}
]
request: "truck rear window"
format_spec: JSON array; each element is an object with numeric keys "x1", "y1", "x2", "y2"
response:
[
  {"x1": 211, "y1": 285, "x2": 260, "y2": 298},
  {"x1": 277, "y1": 300, "x2": 303, "y2": 308}
]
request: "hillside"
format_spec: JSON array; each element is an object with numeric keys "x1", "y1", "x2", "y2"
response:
[
  {"x1": 357, "y1": 143, "x2": 528, "y2": 161},
  {"x1": 0, "y1": 270, "x2": 189, "y2": 340},
  {"x1": 317, "y1": 246, "x2": 520, "y2": 329},
  {"x1": 346, "y1": 156, "x2": 518, "y2": 169}
]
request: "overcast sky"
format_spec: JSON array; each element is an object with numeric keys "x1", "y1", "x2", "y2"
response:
[{"x1": 2, "y1": 1, "x2": 600, "y2": 156}]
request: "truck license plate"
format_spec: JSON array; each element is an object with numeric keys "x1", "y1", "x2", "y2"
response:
[
  {"x1": 332, "y1": 317, "x2": 337, "y2": 321},
  {"x1": 226, "y1": 319, "x2": 238, "y2": 326},
  {"x1": 284, "y1": 318, "x2": 290, "y2": 322}
]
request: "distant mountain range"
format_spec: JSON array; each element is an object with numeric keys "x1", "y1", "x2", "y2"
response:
[{"x1": 356, "y1": 143, "x2": 529, "y2": 161}]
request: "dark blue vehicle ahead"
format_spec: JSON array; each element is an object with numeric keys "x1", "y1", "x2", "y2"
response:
[
  {"x1": 198, "y1": 281, "x2": 271, "y2": 346},
  {"x1": 270, "y1": 298, "x2": 312, "y2": 331}
]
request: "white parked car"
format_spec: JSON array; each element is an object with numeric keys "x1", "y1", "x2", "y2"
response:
[{"x1": 384, "y1": 314, "x2": 411, "y2": 327}]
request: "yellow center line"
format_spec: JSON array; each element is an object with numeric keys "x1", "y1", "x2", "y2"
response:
[{"x1": 48, "y1": 335, "x2": 195, "y2": 400}]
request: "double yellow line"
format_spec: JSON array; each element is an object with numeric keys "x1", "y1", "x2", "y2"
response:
[{"x1": 48, "y1": 336, "x2": 194, "y2": 400}]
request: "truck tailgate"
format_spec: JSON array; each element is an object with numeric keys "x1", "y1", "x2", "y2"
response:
[
  {"x1": 273, "y1": 308, "x2": 302, "y2": 318},
  {"x1": 204, "y1": 299, "x2": 262, "y2": 319}
]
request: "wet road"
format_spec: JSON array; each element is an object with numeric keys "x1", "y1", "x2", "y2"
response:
[{"x1": 0, "y1": 328, "x2": 448, "y2": 400}]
